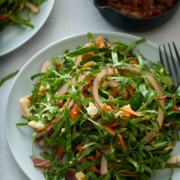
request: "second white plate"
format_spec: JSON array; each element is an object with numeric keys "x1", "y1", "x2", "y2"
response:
[{"x1": 0, "y1": 0, "x2": 54, "y2": 57}]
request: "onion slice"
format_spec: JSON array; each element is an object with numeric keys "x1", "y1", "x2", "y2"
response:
[
  {"x1": 40, "y1": 59, "x2": 51, "y2": 73},
  {"x1": 92, "y1": 68, "x2": 115, "y2": 106},
  {"x1": 35, "y1": 124, "x2": 53, "y2": 142},
  {"x1": 119, "y1": 67, "x2": 165, "y2": 144},
  {"x1": 54, "y1": 74, "x2": 87, "y2": 97}
]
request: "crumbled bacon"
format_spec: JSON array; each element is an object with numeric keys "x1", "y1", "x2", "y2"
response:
[
  {"x1": 106, "y1": 0, "x2": 174, "y2": 17},
  {"x1": 65, "y1": 169, "x2": 76, "y2": 180},
  {"x1": 32, "y1": 156, "x2": 51, "y2": 168}
]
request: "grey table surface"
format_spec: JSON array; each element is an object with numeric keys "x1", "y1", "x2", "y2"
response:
[{"x1": 0, "y1": 0, "x2": 180, "y2": 179}]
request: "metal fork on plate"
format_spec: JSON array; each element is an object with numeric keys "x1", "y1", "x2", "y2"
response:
[{"x1": 159, "y1": 42, "x2": 180, "y2": 91}]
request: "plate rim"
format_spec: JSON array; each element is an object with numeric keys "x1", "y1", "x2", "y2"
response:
[
  {"x1": 0, "y1": 0, "x2": 55, "y2": 57},
  {"x1": 5, "y1": 31, "x2": 159, "y2": 179}
]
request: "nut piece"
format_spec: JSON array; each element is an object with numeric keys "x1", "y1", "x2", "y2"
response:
[{"x1": 75, "y1": 171, "x2": 85, "y2": 180}]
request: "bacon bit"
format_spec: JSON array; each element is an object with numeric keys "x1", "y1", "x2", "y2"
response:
[
  {"x1": 120, "y1": 104, "x2": 141, "y2": 117},
  {"x1": 126, "y1": 52, "x2": 131, "y2": 57},
  {"x1": 111, "y1": 87, "x2": 120, "y2": 96},
  {"x1": 55, "y1": 60, "x2": 62, "y2": 70},
  {"x1": 129, "y1": 60, "x2": 138, "y2": 64},
  {"x1": 95, "y1": 150, "x2": 101, "y2": 159},
  {"x1": 119, "y1": 112, "x2": 131, "y2": 118},
  {"x1": 75, "y1": 144, "x2": 83, "y2": 152},
  {"x1": 32, "y1": 156, "x2": 51, "y2": 168},
  {"x1": 172, "y1": 94, "x2": 175, "y2": 98},
  {"x1": 91, "y1": 165, "x2": 100, "y2": 173},
  {"x1": 83, "y1": 93, "x2": 88, "y2": 98},
  {"x1": 102, "y1": 124, "x2": 115, "y2": 136},
  {"x1": 127, "y1": 85, "x2": 135, "y2": 96},
  {"x1": 0, "y1": 13, "x2": 9, "y2": 20},
  {"x1": 171, "y1": 104, "x2": 179, "y2": 111},
  {"x1": 167, "y1": 118, "x2": 174, "y2": 126},
  {"x1": 87, "y1": 155, "x2": 95, "y2": 160},
  {"x1": 56, "y1": 146, "x2": 63, "y2": 161},
  {"x1": 65, "y1": 169, "x2": 76, "y2": 180},
  {"x1": 117, "y1": 168, "x2": 135, "y2": 175},
  {"x1": 96, "y1": 36, "x2": 102, "y2": 49},
  {"x1": 123, "y1": 171, "x2": 135, "y2": 175},
  {"x1": 70, "y1": 102, "x2": 81, "y2": 119},
  {"x1": 103, "y1": 144, "x2": 111, "y2": 149},
  {"x1": 101, "y1": 103, "x2": 112, "y2": 111},
  {"x1": 117, "y1": 134, "x2": 126, "y2": 149},
  {"x1": 56, "y1": 100, "x2": 63, "y2": 108},
  {"x1": 157, "y1": 95, "x2": 167, "y2": 100},
  {"x1": 111, "y1": 161, "x2": 118, "y2": 167}
]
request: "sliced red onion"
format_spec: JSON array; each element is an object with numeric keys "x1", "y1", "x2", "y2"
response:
[
  {"x1": 100, "y1": 154, "x2": 108, "y2": 175},
  {"x1": 119, "y1": 67, "x2": 165, "y2": 144},
  {"x1": 71, "y1": 74, "x2": 87, "y2": 86},
  {"x1": 54, "y1": 75, "x2": 87, "y2": 97},
  {"x1": 40, "y1": 59, "x2": 51, "y2": 73},
  {"x1": 92, "y1": 68, "x2": 115, "y2": 106},
  {"x1": 35, "y1": 124, "x2": 54, "y2": 142},
  {"x1": 75, "y1": 55, "x2": 83, "y2": 66},
  {"x1": 54, "y1": 82, "x2": 69, "y2": 97},
  {"x1": 166, "y1": 155, "x2": 180, "y2": 165},
  {"x1": 68, "y1": 99, "x2": 75, "y2": 110}
]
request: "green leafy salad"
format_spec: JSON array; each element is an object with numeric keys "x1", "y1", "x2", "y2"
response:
[
  {"x1": 17, "y1": 33, "x2": 180, "y2": 180},
  {"x1": 0, "y1": 0, "x2": 46, "y2": 31}
]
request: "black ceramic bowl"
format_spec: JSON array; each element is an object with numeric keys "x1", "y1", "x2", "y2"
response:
[{"x1": 94, "y1": 0, "x2": 179, "y2": 32}]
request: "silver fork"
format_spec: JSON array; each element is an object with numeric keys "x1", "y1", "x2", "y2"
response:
[{"x1": 159, "y1": 42, "x2": 180, "y2": 90}]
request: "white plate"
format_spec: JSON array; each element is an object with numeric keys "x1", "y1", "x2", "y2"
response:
[
  {"x1": 5, "y1": 32, "x2": 180, "y2": 180},
  {"x1": 0, "y1": 0, "x2": 54, "y2": 57}
]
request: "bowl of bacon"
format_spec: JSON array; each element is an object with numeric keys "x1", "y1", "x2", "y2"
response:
[{"x1": 94, "y1": 0, "x2": 179, "y2": 32}]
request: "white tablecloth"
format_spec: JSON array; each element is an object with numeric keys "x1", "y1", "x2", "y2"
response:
[{"x1": 0, "y1": 1, "x2": 180, "y2": 179}]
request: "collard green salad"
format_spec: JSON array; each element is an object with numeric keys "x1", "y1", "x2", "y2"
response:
[
  {"x1": 17, "y1": 33, "x2": 180, "y2": 180},
  {"x1": 0, "y1": 0, "x2": 46, "y2": 31}
]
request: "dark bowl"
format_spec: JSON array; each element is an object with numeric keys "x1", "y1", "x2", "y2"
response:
[{"x1": 94, "y1": 0, "x2": 179, "y2": 32}]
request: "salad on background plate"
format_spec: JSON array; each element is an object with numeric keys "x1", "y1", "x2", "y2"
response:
[{"x1": 15, "y1": 32, "x2": 180, "y2": 179}]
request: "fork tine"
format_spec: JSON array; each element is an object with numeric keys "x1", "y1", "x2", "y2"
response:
[
  {"x1": 173, "y1": 42, "x2": 180, "y2": 70},
  {"x1": 168, "y1": 43, "x2": 178, "y2": 76},
  {"x1": 159, "y1": 46, "x2": 165, "y2": 67},
  {"x1": 163, "y1": 44, "x2": 173, "y2": 78}
]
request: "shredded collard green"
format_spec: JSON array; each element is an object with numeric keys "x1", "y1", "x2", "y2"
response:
[{"x1": 17, "y1": 32, "x2": 180, "y2": 180}]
